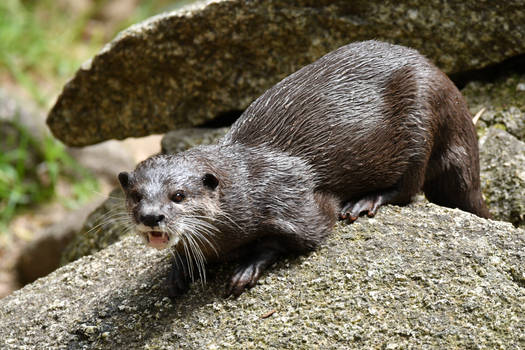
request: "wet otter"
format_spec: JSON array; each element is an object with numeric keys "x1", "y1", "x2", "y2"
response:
[{"x1": 118, "y1": 40, "x2": 489, "y2": 297}]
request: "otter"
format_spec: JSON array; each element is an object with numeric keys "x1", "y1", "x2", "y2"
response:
[{"x1": 118, "y1": 40, "x2": 490, "y2": 298}]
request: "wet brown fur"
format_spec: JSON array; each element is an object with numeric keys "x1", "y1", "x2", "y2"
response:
[{"x1": 119, "y1": 40, "x2": 489, "y2": 297}]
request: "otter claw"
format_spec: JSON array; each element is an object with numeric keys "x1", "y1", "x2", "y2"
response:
[
  {"x1": 340, "y1": 194, "x2": 384, "y2": 223},
  {"x1": 225, "y1": 245, "x2": 282, "y2": 298},
  {"x1": 226, "y1": 263, "x2": 263, "y2": 298}
]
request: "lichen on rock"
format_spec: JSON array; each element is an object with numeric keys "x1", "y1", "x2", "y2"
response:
[
  {"x1": 464, "y1": 71, "x2": 525, "y2": 142},
  {"x1": 1, "y1": 203, "x2": 524, "y2": 349}
]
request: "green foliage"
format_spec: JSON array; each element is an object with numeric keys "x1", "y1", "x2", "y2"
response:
[
  {"x1": 0, "y1": 0, "x2": 178, "y2": 106},
  {"x1": 0, "y1": 1, "x2": 181, "y2": 229},
  {"x1": 0, "y1": 0, "x2": 94, "y2": 105},
  {"x1": 0, "y1": 121, "x2": 98, "y2": 229}
]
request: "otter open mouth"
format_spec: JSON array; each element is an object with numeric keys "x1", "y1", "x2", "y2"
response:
[{"x1": 146, "y1": 231, "x2": 170, "y2": 250}]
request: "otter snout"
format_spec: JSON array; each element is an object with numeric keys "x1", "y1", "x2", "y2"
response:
[
  {"x1": 140, "y1": 214, "x2": 165, "y2": 227},
  {"x1": 136, "y1": 213, "x2": 171, "y2": 250}
]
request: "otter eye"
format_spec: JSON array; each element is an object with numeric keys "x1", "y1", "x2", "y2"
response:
[
  {"x1": 170, "y1": 192, "x2": 185, "y2": 203},
  {"x1": 130, "y1": 191, "x2": 142, "y2": 202}
]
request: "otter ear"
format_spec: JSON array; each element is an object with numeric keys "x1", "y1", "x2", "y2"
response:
[
  {"x1": 118, "y1": 172, "x2": 131, "y2": 190},
  {"x1": 202, "y1": 173, "x2": 219, "y2": 190}
]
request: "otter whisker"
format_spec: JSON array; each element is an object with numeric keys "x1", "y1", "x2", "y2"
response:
[
  {"x1": 94, "y1": 213, "x2": 130, "y2": 227},
  {"x1": 190, "y1": 212, "x2": 242, "y2": 231},
  {"x1": 179, "y1": 233, "x2": 194, "y2": 282},
  {"x1": 184, "y1": 233, "x2": 205, "y2": 284},
  {"x1": 181, "y1": 217, "x2": 219, "y2": 257},
  {"x1": 87, "y1": 203, "x2": 126, "y2": 219},
  {"x1": 181, "y1": 237, "x2": 204, "y2": 284},
  {"x1": 189, "y1": 229, "x2": 218, "y2": 257},
  {"x1": 216, "y1": 212, "x2": 243, "y2": 231},
  {"x1": 171, "y1": 219, "x2": 208, "y2": 286},
  {"x1": 167, "y1": 238, "x2": 185, "y2": 275},
  {"x1": 84, "y1": 211, "x2": 131, "y2": 235},
  {"x1": 183, "y1": 217, "x2": 219, "y2": 239},
  {"x1": 184, "y1": 233, "x2": 207, "y2": 284},
  {"x1": 98, "y1": 209, "x2": 129, "y2": 222},
  {"x1": 184, "y1": 214, "x2": 221, "y2": 232}
]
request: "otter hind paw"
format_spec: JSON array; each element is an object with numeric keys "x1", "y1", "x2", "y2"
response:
[{"x1": 339, "y1": 194, "x2": 385, "y2": 223}]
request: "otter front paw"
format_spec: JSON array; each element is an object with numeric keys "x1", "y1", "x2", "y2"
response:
[
  {"x1": 225, "y1": 243, "x2": 283, "y2": 298},
  {"x1": 167, "y1": 261, "x2": 190, "y2": 298},
  {"x1": 226, "y1": 262, "x2": 265, "y2": 298}
]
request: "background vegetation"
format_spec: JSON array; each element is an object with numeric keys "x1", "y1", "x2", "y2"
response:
[{"x1": 0, "y1": 0, "x2": 180, "y2": 230}]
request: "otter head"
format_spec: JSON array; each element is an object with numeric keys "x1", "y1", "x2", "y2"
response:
[{"x1": 118, "y1": 155, "x2": 220, "y2": 251}]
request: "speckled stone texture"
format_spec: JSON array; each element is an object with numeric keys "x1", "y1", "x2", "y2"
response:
[
  {"x1": 47, "y1": 0, "x2": 525, "y2": 146},
  {"x1": 479, "y1": 127, "x2": 525, "y2": 228},
  {"x1": 464, "y1": 71, "x2": 525, "y2": 142},
  {"x1": 59, "y1": 188, "x2": 128, "y2": 265},
  {"x1": 0, "y1": 203, "x2": 523, "y2": 349}
]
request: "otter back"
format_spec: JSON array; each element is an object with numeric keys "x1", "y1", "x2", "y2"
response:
[{"x1": 224, "y1": 40, "x2": 489, "y2": 219}]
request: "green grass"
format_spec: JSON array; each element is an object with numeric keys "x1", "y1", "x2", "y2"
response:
[
  {"x1": 0, "y1": 0, "x2": 95, "y2": 105},
  {"x1": 0, "y1": 0, "x2": 181, "y2": 230},
  {"x1": 0, "y1": 0, "x2": 179, "y2": 106},
  {"x1": 0, "y1": 120, "x2": 99, "y2": 229}
]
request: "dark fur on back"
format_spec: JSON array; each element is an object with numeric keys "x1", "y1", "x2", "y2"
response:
[{"x1": 224, "y1": 40, "x2": 489, "y2": 217}]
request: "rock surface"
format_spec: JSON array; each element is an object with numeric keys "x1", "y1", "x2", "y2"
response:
[
  {"x1": 464, "y1": 70, "x2": 525, "y2": 142},
  {"x1": 47, "y1": 0, "x2": 525, "y2": 146},
  {"x1": 14, "y1": 200, "x2": 104, "y2": 286},
  {"x1": 479, "y1": 127, "x2": 525, "y2": 228},
  {"x1": 60, "y1": 189, "x2": 128, "y2": 265},
  {"x1": 1, "y1": 203, "x2": 524, "y2": 349}
]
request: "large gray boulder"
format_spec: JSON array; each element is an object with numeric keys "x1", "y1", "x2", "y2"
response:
[
  {"x1": 47, "y1": 0, "x2": 525, "y2": 146},
  {"x1": 1, "y1": 203, "x2": 523, "y2": 349}
]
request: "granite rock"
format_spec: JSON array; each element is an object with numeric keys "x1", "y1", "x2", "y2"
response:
[
  {"x1": 160, "y1": 127, "x2": 229, "y2": 154},
  {"x1": 464, "y1": 70, "x2": 525, "y2": 142},
  {"x1": 47, "y1": 0, "x2": 525, "y2": 146},
  {"x1": 1, "y1": 202, "x2": 524, "y2": 349},
  {"x1": 60, "y1": 188, "x2": 129, "y2": 265}
]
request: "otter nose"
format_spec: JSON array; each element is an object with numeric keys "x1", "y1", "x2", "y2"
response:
[{"x1": 140, "y1": 214, "x2": 165, "y2": 227}]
